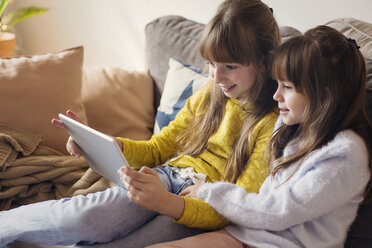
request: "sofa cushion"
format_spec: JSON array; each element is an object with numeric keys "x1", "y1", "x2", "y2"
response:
[
  {"x1": 325, "y1": 17, "x2": 372, "y2": 60},
  {"x1": 82, "y1": 67, "x2": 154, "y2": 140},
  {"x1": 145, "y1": 15, "x2": 206, "y2": 107},
  {"x1": 154, "y1": 58, "x2": 209, "y2": 134},
  {"x1": 280, "y1": 26, "x2": 302, "y2": 43},
  {"x1": 0, "y1": 46, "x2": 87, "y2": 154}
]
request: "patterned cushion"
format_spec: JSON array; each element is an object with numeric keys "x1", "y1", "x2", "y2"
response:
[{"x1": 153, "y1": 58, "x2": 209, "y2": 134}]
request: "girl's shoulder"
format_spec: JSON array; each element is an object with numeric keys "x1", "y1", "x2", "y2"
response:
[
  {"x1": 280, "y1": 129, "x2": 370, "y2": 187},
  {"x1": 327, "y1": 130, "x2": 367, "y2": 155},
  {"x1": 310, "y1": 129, "x2": 369, "y2": 169}
]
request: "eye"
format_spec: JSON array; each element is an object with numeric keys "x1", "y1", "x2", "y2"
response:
[
  {"x1": 283, "y1": 81, "x2": 295, "y2": 90},
  {"x1": 277, "y1": 80, "x2": 294, "y2": 90},
  {"x1": 225, "y1": 64, "x2": 238, "y2": 70}
]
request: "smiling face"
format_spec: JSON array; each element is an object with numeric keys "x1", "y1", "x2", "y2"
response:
[
  {"x1": 273, "y1": 80, "x2": 307, "y2": 125},
  {"x1": 208, "y1": 61, "x2": 257, "y2": 99}
]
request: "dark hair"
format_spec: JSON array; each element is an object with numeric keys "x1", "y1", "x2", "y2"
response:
[
  {"x1": 175, "y1": 0, "x2": 280, "y2": 182},
  {"x1": 271, "y1": 25, "x2": 372, "y2": 200}
]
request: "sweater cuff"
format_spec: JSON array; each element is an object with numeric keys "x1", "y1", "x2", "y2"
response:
[
  {"x1": 196, "y1": 182, "x2": 212, "y2": 201},
  {"x1": 173, "y1": 196, "x2": 198, "y2": 226}
]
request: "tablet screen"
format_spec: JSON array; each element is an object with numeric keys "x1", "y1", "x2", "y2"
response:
[{"x1": 59, "y1": 114, "x2": 128, "y2": 188}]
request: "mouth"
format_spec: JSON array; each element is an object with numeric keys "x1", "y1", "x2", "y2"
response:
[
  {"x1": 279, "y1": 108, "x2": 289, "y2": 115},
  {"x1": 220, "y1": 84, "x2": 236, "y2": 93}
]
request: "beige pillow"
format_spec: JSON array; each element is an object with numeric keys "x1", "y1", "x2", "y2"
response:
[
  {"x1": 153, "y1": 58, "x2": 209, "y2": 134},
  {"x1": 82, "y1": 67, "x2": 154, "y2": 140},
  {"x1": 325, "y1": 17, "x2": 372, "y2": 60},
  {"x1": 0, "y1": 46, "x2": 87, "y2": 154}
]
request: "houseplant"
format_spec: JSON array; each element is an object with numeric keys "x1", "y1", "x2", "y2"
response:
[{"x1": 0, "y1": 0, "x2": 48, "y2": 57}]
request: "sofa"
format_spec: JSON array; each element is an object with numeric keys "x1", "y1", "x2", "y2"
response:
[{"x1": 2, "y1": 15, "x2": 372, "y2": 248}]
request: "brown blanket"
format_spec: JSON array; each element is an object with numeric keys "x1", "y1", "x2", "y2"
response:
[{"x1": 0, "y1": 124, "x2": 116, "y2": 210}]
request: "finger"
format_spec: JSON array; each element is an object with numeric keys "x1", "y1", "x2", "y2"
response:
[
  {"x1": 123, "y1": 167, "x2": 152, "y2": 183},
  {"x1": 125, "y1": 180, "x2": 147, "y2": 200},
  {"x1": 51, "y1": 118, "x2": 65, "y2": 128},
  {"x1": 117, "y1": 166, "x2": 127, "y2": 176},
  {"x1": 119, "y1": 169, "x2": 148, "y2": 194},
  {"x1": 139, "y1": 166, "x2": 157, "y2": 176},
  {"x1": 119, "y1": 168, "x2": 142, "y2": 186},
  {"x1": 66, "y1": 110, "x2": 85, "y2": 124},
  {"x1": 67, "y1": 137, "x2": 81, "y2": 157},
  {"x1": 126, "y1": 188, "x2": 140, "y2": 203},
  {"x1": 179, "y1": 187, "x2": 192, "y2": 196},
  {"x1": 125, "y1": 177, "x2": 146, "y2": 191}
]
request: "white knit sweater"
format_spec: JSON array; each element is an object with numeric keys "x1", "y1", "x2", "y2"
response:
[{"x1": 197, "y1": 129, "x2": 370, "y2": 248}]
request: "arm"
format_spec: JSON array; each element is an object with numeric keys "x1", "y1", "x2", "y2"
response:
[
  {"x1": 118, "y1": 166, "x2": 185, "y2": 218},
  {"x1": 175, "y1": 197, "x2": 230, "y2": 230},
  {"x1": 119, "y1": 166, "x2": 230, "y2": 230},
  {"x1": 174, "y1": 112, "x2": 277, "y2": 229},
  {"x1": 197, "y1": 131, "x2": 370, "y2": 231},
  {"x1": 118, "y1": 82, "x2": 213, "y2": 169}
]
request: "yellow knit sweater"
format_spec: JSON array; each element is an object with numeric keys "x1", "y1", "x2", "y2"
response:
[{"x1": 119, "y1": 82, "x2": 278, "y2": 230}]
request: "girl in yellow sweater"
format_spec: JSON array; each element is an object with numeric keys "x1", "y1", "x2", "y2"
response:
[{"x1": 0, "y1": 0, "x2": 279, "y2": 247}]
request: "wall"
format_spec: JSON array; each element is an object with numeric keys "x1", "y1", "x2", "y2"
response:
[{"x1": 10, "y1": 0, "x2": 372, "y2": 71}]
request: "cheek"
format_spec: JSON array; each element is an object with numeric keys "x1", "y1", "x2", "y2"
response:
[
  {"x1": 292, "y1": 97, "x2": 307, "y2": 117},
  {"x1": 208, "y1": 65, "x2": 215, "y2": 75},
  {"x1": 240, "y1": 69, "x2": 257, "y2": 87},
  {"x1": 240, "y1": 74, "x2": 256, "y2": 89}
]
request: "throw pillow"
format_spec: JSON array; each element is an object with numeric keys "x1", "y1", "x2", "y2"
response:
[
  {"x1": 325, "y1": 17, "x2": 372, "y2": 60},
  {"x1": 82, "y1": 67, "x2": 154, "y2": 140},
  {"x1": 154, "y1": 58, "x2": 209, "y2": 134},
  {"x1": 0, "y1": 46, "x2": 87, "y2": 154}
]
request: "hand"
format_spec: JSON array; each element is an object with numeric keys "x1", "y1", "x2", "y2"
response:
[
  {"x1": 51, "y1": 110, "x2": 85, "y2": 158},
  {"x1": 51, "y1": 110, "x2": 123, "y2": 157},
  {"x1": 118, "y1": 166, "x2": 185, "y2": 219},
  {"x1": 179, "y1": 184, "x2": 203, "y2": 198}
]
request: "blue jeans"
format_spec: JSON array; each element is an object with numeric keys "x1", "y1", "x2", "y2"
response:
[{"x1": 0, "y1": 165, "x2": 194, "y2": 247}]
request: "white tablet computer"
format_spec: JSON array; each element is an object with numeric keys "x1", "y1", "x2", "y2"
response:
[{"x1": 58, "y1": 113, "x2": 128, "y2": 188}]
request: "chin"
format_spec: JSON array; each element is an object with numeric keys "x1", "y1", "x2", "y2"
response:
[
  {"x1": 223, "y1": 92, "x2": 233, "y2": 98},
  {"x1": 283, "y1": 120, "x2": 301, "y2": 126}
]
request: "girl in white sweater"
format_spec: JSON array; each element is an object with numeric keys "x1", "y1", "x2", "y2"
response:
[{"x1": 148, "y1": 26, "x2": 372, "y2": 248}]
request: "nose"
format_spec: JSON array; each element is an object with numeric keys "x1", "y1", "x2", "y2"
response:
[
  {"x1": 273, "y1": 86, "x2": 282, "y2": 102},
  {"x1": 210, "y1": 66, "x2": 225, "y2": 84}
]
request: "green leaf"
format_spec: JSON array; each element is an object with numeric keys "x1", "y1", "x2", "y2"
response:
[
  {"x1": 0, "y1": 0, "x2": 12, "y2": 19},
  {"x1": 2, "y1": 7, "x2": 48, "y2": 30}
]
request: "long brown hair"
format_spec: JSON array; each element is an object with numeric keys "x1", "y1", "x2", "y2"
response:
[
  {"x1": 270, "y1": 25, "x2": 372, "y2": 200},
  {"x1": 175, "y1": 0, "x2": 280, "y2": 182}
]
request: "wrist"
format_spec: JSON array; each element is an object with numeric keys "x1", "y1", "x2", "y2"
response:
[{"x1": 162, "y1": 193, "x2": 185, "y2": 220}]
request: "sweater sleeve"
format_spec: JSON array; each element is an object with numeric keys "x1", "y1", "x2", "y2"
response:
[
  {"x1": 197, "y1": 130, "x2": 370, "y2": 231},
  {"x1": 174, "y1": 197, "x2": 230, "y2": 230},
  {"x1": 174, "y1": 112, "x2": 277, "y2": 230},
  {"x1": 118, "y1": 82, "x2": 212, "y2": 169}
]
